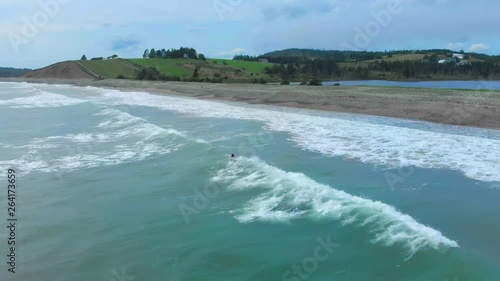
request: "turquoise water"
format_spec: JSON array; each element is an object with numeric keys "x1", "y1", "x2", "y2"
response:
[
  {"x1": 0, "y1": 82, "x2": 499, "y2": 281},
  {"x1": 295, "y1": 80, "x2": 500, "y2": 90}
]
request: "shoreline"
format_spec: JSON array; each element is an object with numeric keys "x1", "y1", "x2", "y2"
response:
[{"x1": 3, "y1": 77, "x2": 500, "y2": 130}]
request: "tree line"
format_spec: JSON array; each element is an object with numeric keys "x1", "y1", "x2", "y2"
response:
[
  {"x1": 366, "y1": 60, "x2": 500, "y2": 79},
  {"x1": 142, "y1": 47, "x2": 206, "y2": 60},
  {"x1": 0, "y1": 67, "x2": 32, "y2": 77},
  {"x1": 261, "y1": 59, "x2": 500, "y2": 80},
  {"x1": 263, "y1": 60, "x2": 341, "y2": 80}
]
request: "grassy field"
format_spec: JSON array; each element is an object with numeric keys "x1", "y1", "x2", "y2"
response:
[
  {"x1": 207, "y1": 58, "x2": 273, "y2": 73},
  {"x1": 127, "y1": 58, "x2": 274, "y2": 80},
  {"x1": 77, "y1": 57, "x2": 276, "y2": 81},
  {"x1": 80, "y1": 59, "x2": 138, "y2": 79},
  {"x1": 127, "y1": 58, "x2": 194, "y2": 77},
  {"x1": 379, "y1": 53, "x2": 426, "y2": 61}
]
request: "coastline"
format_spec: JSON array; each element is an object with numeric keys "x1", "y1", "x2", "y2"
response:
[{"x1": 3, "y1": 77, "x2": 500, "y2": 130}]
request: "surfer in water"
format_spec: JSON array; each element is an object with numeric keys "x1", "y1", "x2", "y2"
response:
[{"x1": 231, "y1": 154, "x2": 235, "y2": 158}]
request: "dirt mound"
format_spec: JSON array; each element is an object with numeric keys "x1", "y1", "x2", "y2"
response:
[{"x1": 24, "y1": 61, "x2": 97, "y2": 79}]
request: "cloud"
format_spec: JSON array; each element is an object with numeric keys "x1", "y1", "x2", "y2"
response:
[
  {"x1": 214, "y1": 47, "x2": 245, "y2": 58},
  {"x1": 447, "y1": 42, "x2": 465, "y2": 50},
  {"x1": 260, "y1": 0, "x2": 338, "y2": 21},
  {"x1": 469, "y1": 43, "x2": 490, "y2": 52},
  {"x1": 111, "y1": 38, "x2": 141, "y2": 51}
]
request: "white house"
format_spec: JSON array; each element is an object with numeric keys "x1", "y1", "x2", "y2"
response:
[
  {"x1": 258, "y1": 59, "x2": 269, "y2": 63},
  {"x1": 453, "y1": 53, "x2": 465, "y2": 59},
  {"x1": 439, "y1": 57, "x2": 459, "y2": 64}
]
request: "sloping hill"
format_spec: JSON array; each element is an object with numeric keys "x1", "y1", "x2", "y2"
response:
[
  {"x1": 23, "y1": 58, "x2": 274, "y2": 81},
  {"x1": 80, "y1": 59, "x2": 138, "y2": 79},
  {"x1": 207, "y1": 59, "x2": 273, "y2": 73},
  {"x1": 259, "y1": 48, "x2": 493, "y2": 63},
  {"x1": 128, "y1": 58, "x2": 193, "y2": 77},
  {"x1": 128, "y1": 58, "x2": 271, "y2": 80},
  {"x1": 24, "y1": 61, "x2": 98, "y2": 79}
]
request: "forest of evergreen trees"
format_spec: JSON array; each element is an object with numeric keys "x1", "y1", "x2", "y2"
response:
[
  {"x1": 261, "y1": 60, "x2": 500, "y2": 80},
  {"x1": 0, "y1": 67, "x2": 32, "y2": 77},
  {"x1": 142, "y1": 47, "x2": 205, "y2": 60},
  {"x1": 236, "y1": 49, "x2": 500, "y2": 80},
  {"x1": 366, "y1": 60, "x2": 500, "y2": 79}
]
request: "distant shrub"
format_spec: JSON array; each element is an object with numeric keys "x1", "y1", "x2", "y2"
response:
[
  {"x1": 91, "y1": 57, "x2": 104, "y2": 61},
  {"x1": 252, "y1": 78, "x2": 267, "y2": 84},
  {"x1": 116, "y1": 74, "x2": 126, "y2": 79},
  {"x1": 192, "y1": 66, "x2": 200, "y2": 79},
  {"x1": 308, "y1": 79, "x2": 322, "y2": 86},
  {"x1": 164, "y1": 75, "x2": 181, "y2": 81},
  {"x1": 223, "y1": 61, "x2": 228, "y2": 65},
  {"x1": 137, "y1": 67, "x2": 166, "y2": 81},
  {"x1": 210, "y1": 78, "x2": 223, "y2": 83},
  {"x1": 334, "y1": 83, "x2": 341, "y2": 86},
  {"x1": 299, "y1": 81, "x2": 308, "y2": 86},
  {"x1": 280, "y1": 80, "x2": 290, "y2": 85}
]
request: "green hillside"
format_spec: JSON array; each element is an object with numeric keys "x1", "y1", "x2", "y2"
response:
[
  {"x1": 207, "y1": 59, "x2": 273, "y2": 73},
  {"x1": 127, "y1": 58, "x2": 193, "y2": 77},
  {"x1": 127, "y1": 58, "x2": 272, "y2": 81},
  {"x1": 70, "y1": 57, "x2": 275, "y2": 81},
  {"x1": 80, "y1": 59, "x2": 138, "y2": 79}
]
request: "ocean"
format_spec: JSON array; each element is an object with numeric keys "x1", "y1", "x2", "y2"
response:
[{"x1": 0, "y1": 82, "x2": 499, "y2": 281}]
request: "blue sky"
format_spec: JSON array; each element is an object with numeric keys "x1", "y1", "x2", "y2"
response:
[{"x1": 1, "y1": 0, "x2": 499, "y2": 68}]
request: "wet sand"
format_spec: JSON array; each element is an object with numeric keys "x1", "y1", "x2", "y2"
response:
[{"x1": 4, "y1": 78, "x2": 500, "y2": 129}]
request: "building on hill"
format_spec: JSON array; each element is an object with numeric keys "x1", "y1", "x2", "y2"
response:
[
  {"x1": 183, "y1": 53, "x2": 189, "y2": 59},
  {"x1": 258, "y1": 59, "x2": 269, "y2": 63},
  {"x1": 438, "y1": 57, "x2": 459, "y2": 64},
  {"x1": 453, "y1": 53, "x2": 465, "y2": 59}
]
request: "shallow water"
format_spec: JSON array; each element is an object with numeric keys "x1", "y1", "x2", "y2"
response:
[
  {"x1": 0, "y1": 82, "x2": 499, "y2": 281},
  {"x1": 295, "y1": 79, "x2": 500, "y2": 90}
]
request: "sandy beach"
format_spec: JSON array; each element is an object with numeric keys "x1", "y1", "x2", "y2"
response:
[{"x1": 3, "y1": 77, "x2": 500, "y2": 129}]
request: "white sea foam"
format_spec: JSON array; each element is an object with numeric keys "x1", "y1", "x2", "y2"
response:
[
  {"x1": 96, "y1": 90, "x2": 500, "y2": 183},
  {"x1": 0, "y1": 107, "x2": 186, "y2": 175},
  {"x1": 0, "y1": 82, "x2": 31, "y2": 88},
  {"x1": 213, "y1": 157, "x2": 459, "y2": 256},
  {"x1": 0, "y1": 90, "x2": 86, "y2": 108}
]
